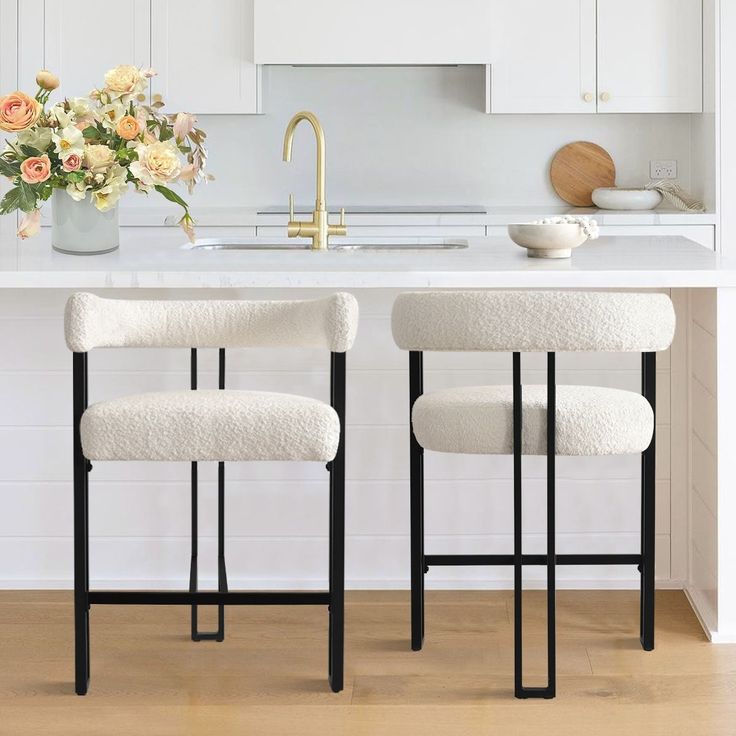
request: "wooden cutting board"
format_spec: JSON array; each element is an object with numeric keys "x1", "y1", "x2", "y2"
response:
[{"x1": 550, "y1": 141, "x2": 616, "y2": 206}]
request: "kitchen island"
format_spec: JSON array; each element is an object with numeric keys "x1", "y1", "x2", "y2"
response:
[{"x1": 0, "y1": 231, "x2": 733, "y2": 645}]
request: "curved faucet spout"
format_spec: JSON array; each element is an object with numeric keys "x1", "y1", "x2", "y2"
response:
[{"x1": 282, "y1": 111, "x2": 327, "y2": 211}]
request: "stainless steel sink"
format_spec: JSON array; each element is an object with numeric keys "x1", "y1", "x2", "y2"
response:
[{"x1": 185, "y1": 237, "x2": 468, "y2": 251}]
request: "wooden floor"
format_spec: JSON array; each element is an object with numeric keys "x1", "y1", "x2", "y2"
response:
[{"x1": 1, "y1": 590, "x2": 735, "y2": 735}]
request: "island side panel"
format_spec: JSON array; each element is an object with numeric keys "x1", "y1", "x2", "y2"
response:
[
  {"x1": 687, "y1": 288, "x2": 718, "y2": 635},
  {"x1": 715, "y1": 288, "x2": 736, "y2": 640}
]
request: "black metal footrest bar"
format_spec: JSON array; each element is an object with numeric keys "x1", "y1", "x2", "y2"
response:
[
  {"x1": 425, "y1": 553, "x2": 642, "y2": 567},
  {"x1": 89, "y1": 591, "x2": 331, "y2": 606}
]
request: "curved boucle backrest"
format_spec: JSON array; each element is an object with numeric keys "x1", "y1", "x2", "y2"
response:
[
  {"x1": 65, "y1": 292, "x2": 359, "y2": 352},
  {"x1": 392, "y1": 291, "x2": 675, "y2": 353}
]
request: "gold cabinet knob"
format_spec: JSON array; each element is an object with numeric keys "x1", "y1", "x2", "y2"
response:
[
  {"x1": 600, "y1": 91, "x2": 611, "y2": 103},
  {"x1": 583, "y1": 92, "x2": 594, "y2": 103}
]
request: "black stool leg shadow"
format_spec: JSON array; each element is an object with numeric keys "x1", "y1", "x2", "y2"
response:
[
  {"x1": 189, "y1": 348, "x2": 227, "y2": 642},
  {"x1": 513, "y1": 352, "x2": 556, "y2": 700}
]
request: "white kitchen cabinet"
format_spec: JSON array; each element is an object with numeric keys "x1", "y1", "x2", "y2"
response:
[
  {"x1": 254, "y1": 0, "x2": 494, "y2": 65},
  {"x1": 490, "y1": 0, "x2": 597, "y2": 114},
  {"x1": 597, "y1": 0, "x2": 702, "y2": 113},
  {"x1": 489, "y1": 0, "x2": 702, "y2": 114},
  {"x1": 151, "y1": 0, "x2": 261, "y2": 114},
  {"x1": 19, "y1": 0, "x2": 151, "y2": 97}
]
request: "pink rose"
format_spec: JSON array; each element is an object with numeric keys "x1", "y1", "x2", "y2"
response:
[
  {"x1": 0, "y1": 91, "x2": 41, "y2": 132},
  {"x1": 20, "y1": 155, "x2": 52, "y2": 184},
  {"x1": 17, "y1": 209, "x2": 41, "y2": 240},
  {"x1": 63, "y1": 153, "x2": 82, "y2": 172}
]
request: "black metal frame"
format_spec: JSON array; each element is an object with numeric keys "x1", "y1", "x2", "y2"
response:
[
  {"x1": 408, "y1": 349, "x2": 657, "y2": 699},
  {"x1": 73, "y1": 348, "x2": 347, "y2": 695}
]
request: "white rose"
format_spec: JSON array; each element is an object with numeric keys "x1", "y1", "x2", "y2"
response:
[
  {"x1": 92, "y1": 164, "x2": 128, "y2": 212},
  {"x1": 84, "y1": 144, "x2": 116, "y2": 173},
  {"x1": 66, "y1": 182, "x2": 87, "y2": 202},
  {"x1": 129, "y1": 140, "x2": 181, "y2": 186},
  {"x1": 17, "y1": 126, "x2": 53, "y2": 151},
  {"x1": 104, "y1": 65, "x2": 146, "y2": 98},
  {"x1": 68, "y1": 97, "x2": 93, "y2": 117},
  {"x1": 48, "y1": 105, "x2": 74, "y2": 129}
]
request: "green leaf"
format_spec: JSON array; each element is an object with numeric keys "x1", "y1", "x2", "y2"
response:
[
  {"x1": 154, "y1": 184, "x2": 189, "y2": 210},
  {"x1": 17, "y1": 181, "x2": 38, "y2": 213},
  {"x1": 0, "y1": 157, "x2": 20, "y2": 177},
  {"x1": 0, "y1": 187, "x2": 22, "y2": 215},
  {"x1": 19, "y1": 144, "x2": 43, "y2": 157},
  {"x1": 159, "y1": 127, "x2": 174, "y2": 142},
  {"x1": 82, "y1": 126, "x2": 101, "y2": 139}
]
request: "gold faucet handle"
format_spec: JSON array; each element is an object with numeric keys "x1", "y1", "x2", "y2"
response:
[{"x1": 328, "y1": 208, "x2": 347, "y2": 237}]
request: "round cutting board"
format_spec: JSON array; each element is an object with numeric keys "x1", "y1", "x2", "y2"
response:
[{"x1": 550, "y1": 141, "x2": 616, "y2": 206}]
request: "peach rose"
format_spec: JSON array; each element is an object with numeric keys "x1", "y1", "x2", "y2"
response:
[
  {"x1": 63, "y1": 153, "x2": 82, "y2": 172},
  {"x1": 116, "y1": 115, "x2": 141, "y2": 141},
  {"x1": 20, "y1": 155, "x2": 51, "y2": 184},
  {"x1": 0, "y1": 92, "x2": 41, "y2": 132},
  {"x1": 17, "y1": 209, "x2": 41, "y2": 240}
]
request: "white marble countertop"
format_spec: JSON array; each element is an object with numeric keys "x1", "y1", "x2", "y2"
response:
[{"x1": 0, "y1": 229, "x2": 734, "y2": 289}]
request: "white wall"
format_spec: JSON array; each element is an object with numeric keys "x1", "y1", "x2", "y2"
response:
[
  {"x1": 0, "y1": 287, "x2": 677, "y2": 591},
  {"x1": 124, "y1": 66, "x2": 695, "y2": 213}
]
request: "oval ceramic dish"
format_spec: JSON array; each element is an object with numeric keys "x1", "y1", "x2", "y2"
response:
[
  {"x1": 507, "y1": 223, "x2": 588, "y2": 259},
  {"x1": 592, "y1": 187, "x2": 663, "y2": 210}
]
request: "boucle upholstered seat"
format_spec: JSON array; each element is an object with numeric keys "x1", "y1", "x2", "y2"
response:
[
  {"x1": 412, "y1": 384, "x2": 653, "y2": 456},
  {"x1": 391, "y1": 290, "x2": 676, "y2": 699},
  {"x1": 81, "y1": 390, "x2": 340, "y2": 462},
  {"x1": 66, "y1": 292, "x2": 358, "y2": 695}
]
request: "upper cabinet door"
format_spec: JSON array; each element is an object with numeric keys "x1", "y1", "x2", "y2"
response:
[
  {"x1": 597, "y1": 0, "x2": 702, "y2": 113},
  {"x1": 490, "y1": 0, "x2": 597, "y2": 114},
  {"x1": 151, "y1": 0, "x2": 260, "y2": 115},
  {"x1": 254, "y1": 0, "x2": 494, "y2": 65},
  {"x1": 19, "y1": 0, "x2": 151, "y2": 97}
]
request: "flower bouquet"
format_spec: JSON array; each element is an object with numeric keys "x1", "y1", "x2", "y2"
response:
[{"x1": 0, "y1": 65, "x2": 210, "y2": 247}]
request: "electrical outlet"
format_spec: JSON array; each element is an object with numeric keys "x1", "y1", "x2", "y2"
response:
[{"x1": 650, "y1": 160, "x2": 678, "y2": 180}]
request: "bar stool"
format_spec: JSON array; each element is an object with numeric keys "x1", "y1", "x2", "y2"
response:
[
  {"x1": 65, "y1": 291, "x2": 359, "y2": 695},
  {"x1": 391, "y1": 291, "x2": 675, "y2": 699}
]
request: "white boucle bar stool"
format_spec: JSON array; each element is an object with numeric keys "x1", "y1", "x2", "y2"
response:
[
  {"x1": 392, "y1": 291, "x2": 676, "y2": 699},
  {"x1": 65, "y1": 291, "x2": 359, "y2": 696}
]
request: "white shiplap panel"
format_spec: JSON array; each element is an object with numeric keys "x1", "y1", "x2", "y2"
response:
[{"x1": 0, "y1": 289, "x2": 677, "y2": 590}]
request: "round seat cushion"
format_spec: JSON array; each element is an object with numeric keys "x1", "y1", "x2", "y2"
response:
[
  {"x1": 81, "y1": 390, "x2": 340, "y2": 462},
  {"x1": 412, "y1": 385, "x2": 653, "y2": 456}
]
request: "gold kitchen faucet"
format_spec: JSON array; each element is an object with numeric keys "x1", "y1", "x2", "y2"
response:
[{"x1": 282, "y1": 111, "x2": 347, "y2": 250}]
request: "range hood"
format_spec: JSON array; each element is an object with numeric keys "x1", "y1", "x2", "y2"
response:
[{"x1": 253, "y1": 0, "x2": 494, "y2": 66}]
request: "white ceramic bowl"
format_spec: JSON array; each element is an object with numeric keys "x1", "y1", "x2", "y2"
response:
[
  {"x1": 592, "y1": 187, "x2": 663, "y2": 210},
  {"x1": 507, "y1": 223, "x2": 588, "y2": 259}
]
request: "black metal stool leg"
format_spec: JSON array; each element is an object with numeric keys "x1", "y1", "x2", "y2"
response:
[
  {"x1": 328, "y1": 352, "x2": 346, "y2": 693},
  {"x1": 73, "y1": 352, "x2": 89, "y2": 695},
  {"x1": 409, "y1": 351, "x2": 425, "y2": 651},
  {"x1": 640, "y1": 352, "x2": 656, "y2": 651},
  {"x1": 190, "y1": 348, "x2": 227, "y2": 642},
  {"x1": 514, "y1": 352, "x2": 556, "y2": 699}
]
